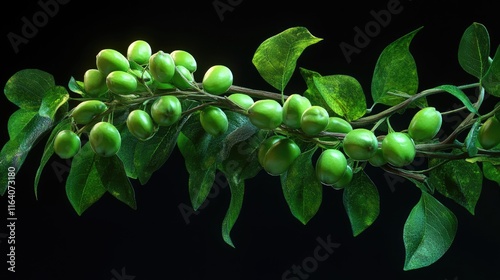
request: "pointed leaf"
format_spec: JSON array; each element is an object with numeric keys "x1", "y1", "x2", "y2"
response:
[
  {"x1": 4, "y1": 69, "x2": 55, "y2": 109},
  {"x1": 482, "y1": 162, "x2": 500, "y2": 186},
  {"x1": 252, "y1": 26, "x2": 322, "y2": 92},
  {"x1": 280, "y1": 146, "x2": 323, "y2": 225},
  {"x1": 0, "y1": 113, "x2": 53, "y2": 195},
  {"x1": 342, "y1": 171, "x2": 380, "y2": 236},
  {"x1": 34, "y1": 117, "x2": 72, "y2": 199},
  {"x1": 458, "y1": 22, "x2": 490, "y2": 79},
  {"x1": 434, "y1": 84, "x2": 479, "y2": 115},
  {"x1": 8, "y1": 109, "x2": 38, "y2": 139},
  {"x1": 371, "y1": 27, "x2": 423, "y2": 107},
  {"x1": 218, "y1": 130, "x2": 264, "y2": 247},
  {"x1": 39, "y1": 86, "x2": 70, "y2": 120},
  {"x1": 65, "y1": 143, "x2": 107, "y2": 215},
  {"x1": 464, "y1": 118, "x2": 481, "y2": 157},
  {"x1": 428, "y1": 158, "x2": 482, "y2": 215},
  {"x1": 403, "y1": 191, "x2": 458, "y2": 271},
  {"x1": 482, "y1": 45, "x2": 500, "y2": 96},
  {"x1": 68, "y1": 76, "x2": 85, "y2": 95}
]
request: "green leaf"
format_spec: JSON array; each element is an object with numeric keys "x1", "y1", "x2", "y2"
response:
[
  {"x1": 117, "y1": 124, "x2": 140, "y2": 179},
  {"x1": 218, "y1": 130, "x2": 265, "y2": 247},
  {"x1": 482, "y1": 45, "x2": 500, "y2": 96},
  {"x1": 403, "y1": 191, "x2": 458, "y2": 271},
  {"x1": 66, "y1": 143, "x2": 136, "y2": 215},
  {"x1": 178, "y1": 111, "x2": 251, "y2": 210},
  {"x1": 428, "y1": 158, "x2": 483, "y2": 215},
  {"x1": 434, "y1": 84, "x2": 479, "y2": 115},
  {"x1": 342, "y1": 171, "x2": 380, "y2": 236},
  {"x1": 482, "y1": 162, "x2": 500, "y2": 185},
  {"x1": 0, "y1": 113, "x2": 53, "y2": 196},
  {"x1": 371, "y1": 27, "x2": 423, "y2": 107},
  {"x1": 4, "y1": 69, "x2": 55, "y2": 109},
  {"x1": 68, "y1": 76, "x2": 85, "y2": 95},
  {"x1": 34, "y1": 117, "x2": 72, "y2": 199},
  {"x1": 252, "y1": 26, "x2": 323, "y2": 92},
  {"x1": 280, "y1": 146, "x2": 323, "y2": 225},
  {"x1": 8, "y1": 109, "x2": 38, "y2": 139},
  {"x1": 458, "y1": 22, "x2": 490, "y2": 79},
  {"x1": 39, "y1": 86, "x2": 70, "y2": 120},
  {"x1": 464, "y1": 118, "x2": 481, "y2": 157}
]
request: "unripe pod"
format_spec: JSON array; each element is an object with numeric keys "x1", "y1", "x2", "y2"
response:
[
  {"x1": 96, "y1": 49, "x2": 130, "y2": 76},
  {"x1": 227, "y1": 93, "x2": 254, "y2": 110},
  {"x1": 333, "y1": 165, "x2": 353, "y2": 190},
  {"x1": 315, "y1": 149, "x2": 348, "y2": 186},
  {"x1": 381, "y1": 132, "x2": 416, "y2": 167},
  {"x1": 342, "y1": 128, "x2": 378, "y2": 161},
  {"x1": 149, "y1": 51, "x2": 176, "y2": 83},
  {"x1": 170, "y1": 50, "x2": 197, "y2": 73},
  {"x1": 71, "y1": 100, "x2": 108, "y2": 125},
  {"x1": 202, "y1": 65, "x2": 233, "y2": 95},
  {"x1": 282, "y1": 94, "x2": 311, "y2": 129},
  {"x1": 300, "y1": 105, "x2": 329, "y2": 136},
  {"x1": 200, "y1": 106, "x2": 229, "y2": 136},
  {"x1": 53, "y1": 130, "x2": 81, "y2": 159},
  {"x1": 258, "y1": 135, "x2": 286, "y2": 167},
  {"x1": 106, "y1": 71, "x2": 138, "y2": 95},
  {"x1": 126, "y1": 109, "x2": 155, "y2": 141},
  {"x1": 478, "y1": 116, "x2": 500, "y2": 150},
  {"x1": 89, "y1": 122, "x2": 121, "y2": 157},
  {"x1": 83, "y1": 69, "x2": 108, "y2": 97},
  {"x1": 325, "y1": 117, "x2": 353, "y2": 134},
  {"x1": 368, "y1": 147, "x2": 387, "y2": 167},
  {"x1": 150, "y1": 95, "x2": 183, "y2": 126},
  {"x1": 127, "y1": 40, "x2": 152, "y2": 65},
  {"x1": 171, "y1": 65, "x2": 195, "y2": 90},
  {"x1": 247, "y1": 99, "x2": 283, "y2": 130},
  {"x1": 408, "y1": 107, "x2": 442, "y2": 142},
  {"x1": 261, "y1": 138, "x2": 301, "y2": 176}
]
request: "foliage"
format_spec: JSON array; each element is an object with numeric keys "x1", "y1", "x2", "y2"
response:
[{"x1": 2, "y1": 22, "x2": 500, "y2": 272}]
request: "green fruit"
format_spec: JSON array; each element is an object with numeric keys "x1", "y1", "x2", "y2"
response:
[
  {"x1": 261, "y1": 138, "x2": 301, "y2": 176},
  {"x1": 282, "y1": 94, "x2": 311, "y2": 129},
  {"x1": 408, "y1": 107, "x2": 442, "y2": 142},
  {"x1": 247, "y1": 99, "x2": 283, "y2": 130},
  {"x1": 368, "y1": 147, "x2": 387, "y2": 167},
  {"x1": 343, "y1": 128, "x2": 378, "y2": 160},
  {"x1": 106, "y1": 70, "x2": 138, "y2": 95},
  {"x1": 126, "y1": 109, "x2": 155, "y2": 140},
  {"x1": 258, "y1": 135, "x2": 286, "y2": 166},
  {"x1": 89, "y1": 122, "x2": 121, "y2": 157},
  {"x1": 478, "y1": 116, "x2": 500, "y2": 149},
  {"x1": 170, "y1": 50, "x2": 197, "y2": 73},
  {"x1": 381, "y1": 132, "x2": 416, "y2": 167},
  {"x1": 333, "y1": 165, "x2": 353, "y2": 190},
  {"x1": 53, "y1": 130, "x2": 81, "y2": 159},
  {"x1": 71, "y1": 100, "x2": 108, "y2": 125},
  {"x1": 200, "y1": 106, "x2": 229, "y2": 136},
  {"x1": 300, "y1": 105, "x2": 329, "y2": 136},
  {"x1": 227, "y1": 93, "x2": 254, "y2": 110},
  {"x1": 315, "y1": 149, "x2": 348, "y2": 186},
  {"x1": 150, "y1": 95, "x2": 182, "y2": 126},
  {"x1": 127, "y1": 40, "x2": 152, "y2": 65},
  {"x1": 149, "y1": 51, "x2": 176, "y2": 83},
  {"x1": 325, "y1": 117, "x2": 353, "y2": 134},
  {"x1": 202, "y1": 65, "x2": 233, "y2": 95},
  {"x1": 96, "y1": 49, "x2": 130, "y2": 76},
  {"x1": 83, "y1": 69, "x2": 108, "y2": 97},
  {"x1": 171, "y1": 65, "x2": 195, "y2": 90}
]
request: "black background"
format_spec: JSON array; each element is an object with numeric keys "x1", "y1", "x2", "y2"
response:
[{"x1": 1, "y1": 1, "x2": 500, "y2": 279}]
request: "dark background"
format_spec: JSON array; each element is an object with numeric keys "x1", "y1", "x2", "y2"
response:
[{"x1": 1, "y1": 1, "x2": 500, "y2": 279}]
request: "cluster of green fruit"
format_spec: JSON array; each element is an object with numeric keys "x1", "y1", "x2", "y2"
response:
[
  {"x1": 250, "y1": 93, "x2": 445, "y2": 189},
  {"x1": 53, "y1": 39, "x2": 234, "y2": 159}
]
